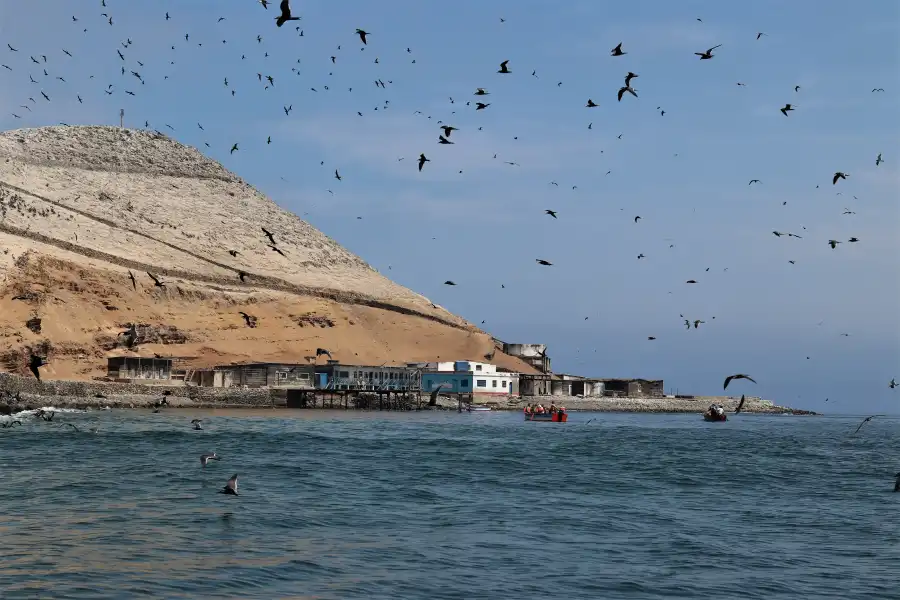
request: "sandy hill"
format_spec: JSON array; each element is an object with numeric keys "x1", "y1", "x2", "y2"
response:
[{"x1": 0, "y1": 126, "x2": 536, "y2": 382}]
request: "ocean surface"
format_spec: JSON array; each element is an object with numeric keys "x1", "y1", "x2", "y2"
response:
[{"x1": 0, "y1": 408, "x2": 897, "y2": 599}]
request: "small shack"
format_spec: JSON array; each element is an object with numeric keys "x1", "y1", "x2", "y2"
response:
[
  {"x1": 204, "y1": 363, "x2": 315, "y2": 389},
  {"x1": 107, "y1": 357, "x2": 173, "y2": 382}
]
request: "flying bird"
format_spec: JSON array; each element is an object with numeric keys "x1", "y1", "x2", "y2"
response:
[
  {"x1": 780, "y1": 104, "x2": 794, "y2": 116},
  {"x1": 418, "y1": 153, "x2": 430, "y2": 171},
  {"x1": 230, "y1": 143, "x2": 239, "y2": 154},
  {"x1": 268, "y1": 244, "x2": 285, "y2": 256},
  {"x1": 497, "y1": 60, "x2": 511, "y2": 74},
  {"x1": 355, "y1": 28, "x2": 369, "y2": 44},
  {"x1": 475, "y1": 102, "x2": 490, "y2": 110},
  {"x1": 586, "y1": 99, "x2": 598, "y2": 107},
  {"x1": 147, "y1": 272, "x2": 165, "y2": 288},
  {"x1": 853, "y1": 415, "x2": 883, "y2": 435},
  {"x1": 890, "y1": 378, "x2": 897, "y2": 389},
  {"x1": 723, "y1": 374, "x2": 756, "y2": 389},
  {"x1": 220, "y1": 474, "x2": 239, "y2": 495},
  {"x1": 617, "y1": 85, "x2": 638, "y2": 100},
  {"x1": 545, "y1": 210, "x2": 558, "y2": 219},
  {"x1": 276, "y1": 0, "x2": 300, "y2": 27},
  {"x1": 695, "y1": 44, "x2": 722, "y2": 59},
  {"x1": 536, "y1": 259, "x2": 552, "y2": 266},
  {"x1": 735, "y1": 395, "x2": 746, "y2": 413},
  {"x1": 833, "y1": 172, "x2": 848, "y2": 185},
  {"x1": 238, "y1": 312, "x2": 257, "y2": 327},
  {"x1": 444, "y1": 280, "x2": 457, "y2": 286},
  {"x1": 29, "y1": 354, "x2": 47, "y2": 382},
  {"x1": 828, "y1": 239, "x2": 841, "y2": 249},
  {"x1": 749, "y1": 179, "x2": 760, "y2": 185},
  {"x1": 200, "y1": 452, "x2": 220, "y2": 467},
  {"x1": 316, "y1": 348, "x2": 332, "y2": 360},
  {"x1": 440, "y1": 125, "x2": 458, "y2": 137},
  {"x1": 756, "y1": 32, "x2": 766, "y2": 39},
  {"x1": 438, "y1": 135, "x2": 453, "y2": 144},
  {"x1": 127, "y1": 270, "x2": 137, "y2": 290},
  {"x1": 610, "y1": 43, "x2": 625, "y2": 56},
  {"x1": 875, "y1": 153, "x2": 883, "y2": 166},
  {"x1": 261, "y1": 227, "x2": 276, "y2": 245},
  {"x1": 474, "y1": 88, "x2": 489, "y2": 95},
  {"x1": 334, "y1": 169, "x2": 342, "y2": 180}
]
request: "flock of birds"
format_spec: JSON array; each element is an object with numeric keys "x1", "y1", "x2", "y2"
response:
[{"x1": 0, "y1": 1, "x2": 896, "y2": 474}]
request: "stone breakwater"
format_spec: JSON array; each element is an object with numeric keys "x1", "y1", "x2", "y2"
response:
[
  {"x1": 479, "y1": 395, "x2": 816, "y2": 415},
  {"x1": 0, "y1": 373, "x2": 275, "y2": 413}
]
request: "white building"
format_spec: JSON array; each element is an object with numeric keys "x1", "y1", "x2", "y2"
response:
[{"x1": 417, "y1": 360, "x2": 518, "y2": 397}]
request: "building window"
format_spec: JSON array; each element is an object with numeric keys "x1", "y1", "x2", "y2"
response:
[
  {"x1": 460, "y1": 380, "x2": 469, "y2": 388},
  {"x1": 477, "y1": 380, "x2": 487, "y2": 388},
  {"x1": 502, "y1": 380, "x2": 507, "y2": 388},
  {"x1": 278, "y1": 372, "x2": 287, "y2": 380},
  {"x1": 492, "y1": 380, "x2": 497, "y2": 388},
  {"x1": 476, "y1": 364, "x2": 482, "y2": 371},
  {"x1": 299, "y1": 373, "x2": 309, "y2": 380}
]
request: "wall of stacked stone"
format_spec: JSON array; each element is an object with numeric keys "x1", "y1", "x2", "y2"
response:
[{"x1": 0, "y1": 372, "x2": 275, "y2": 407}]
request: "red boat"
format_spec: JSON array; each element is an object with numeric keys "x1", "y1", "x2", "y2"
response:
[{"x1": 525, "y1": 412, "x2": 568, "y2": 422}]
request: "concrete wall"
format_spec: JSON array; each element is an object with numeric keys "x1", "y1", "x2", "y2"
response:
[
  {"x1": 454, "y1": 361, "x2": 497, "y2": 374},
  {"x1": 520, "y1": 376, "x2": 552, "y2": 396}
]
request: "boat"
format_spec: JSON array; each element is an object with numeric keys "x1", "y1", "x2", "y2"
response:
[
  {"x1": 525, "y1": 412, "x2": 568, "y2": 422},
  {"x1": 703, "y1": 412, "x2": 727, "y2": 422},
  {"x1": 467, "y1": 406, "x2": 492, "y2": 412}
]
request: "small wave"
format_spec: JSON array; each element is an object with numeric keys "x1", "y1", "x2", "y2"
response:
[{"x1": 2, "y1": 406, "x2": 87, "y2": 419}]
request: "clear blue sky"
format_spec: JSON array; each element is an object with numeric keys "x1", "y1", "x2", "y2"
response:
[{"x1": 1, "y1": 1, "x2": 898, "y2": 413}]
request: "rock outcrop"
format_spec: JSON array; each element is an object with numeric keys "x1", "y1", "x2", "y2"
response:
[{"x1": 0, "y1": 126, "x2": 535, "y2": 381}]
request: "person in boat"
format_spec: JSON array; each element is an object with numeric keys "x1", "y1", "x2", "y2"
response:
[
  {"x1": 536, "y1": 404, "x2": 545, "y2": 414},
  {"x1": 524, "y1": 405, "x2": 532, "y2": 415}
]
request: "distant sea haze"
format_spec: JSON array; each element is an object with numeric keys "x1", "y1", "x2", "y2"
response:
[{"x1": 0, "y1": 409, "x2": 897, "y2": 599}]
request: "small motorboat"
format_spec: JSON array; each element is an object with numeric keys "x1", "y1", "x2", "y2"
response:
[
  {"x1": 525, "y1": 411, "x2": 568, "y2": 422},
  {"x1": 703, "y1": 404, "x2": 727, "y2": 422},
  {"x1": 467, "y1": 406, "x2": 492, "y2": 412}
]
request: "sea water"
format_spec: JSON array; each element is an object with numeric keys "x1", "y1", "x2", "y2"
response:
[{"x1": 0, "y1": 409, "x2": 897, "y2": 599}]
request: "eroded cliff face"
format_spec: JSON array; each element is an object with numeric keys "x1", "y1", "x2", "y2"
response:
[{"x1": 0, "y1": 126, "x2": 535, "y2": 381}]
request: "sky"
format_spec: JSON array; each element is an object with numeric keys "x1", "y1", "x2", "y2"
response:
[{"x1": 0, "y1": 0, "x2": 898, "y2": 413}]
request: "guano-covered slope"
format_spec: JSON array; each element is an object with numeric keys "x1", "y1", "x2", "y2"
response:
[{"x1": 0, "y1": 126, "x2": 537, "y2": 381}]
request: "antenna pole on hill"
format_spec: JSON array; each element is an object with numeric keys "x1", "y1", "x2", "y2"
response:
[{"x1": 120, "y1": 109, "x2": 124, "y2": 128}]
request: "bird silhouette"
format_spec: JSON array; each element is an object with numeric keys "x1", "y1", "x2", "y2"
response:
[
  {"x1": 238, "y1": 312, "x2": 257, "y2": 328},
  {"x1": 147, "y1": 272, "x2": 165, "y2": 288},
  {"x1": 536, "y1": 259, "x2": 552, "y2": 266},
  {"x1": 355, "y1": 28, "x2": 369, "y2": 44},
  {"x1": 875, "y1": 153, "x2": 883, "y2": 166},
  {"x1": 261, "y1": 227, "x2": 276, "y2": 245},
  {"x1": 833, "y1": 172, "x2": 848, "y2": 185},
  {"x1": 723, "y1": 374, "x2": 756, "y2": 389},
  {"x1": 29, "y1": 354, "x2": 46, "y2": 382},
  {"x1": 498, "y1": 60, "x2": 511, "y2": 74},
  {"x1": 418, "y1": 153, "x2": 430, "y2": 171},
  {"x1": 444, "y1": 280, "x2": 457, "y2": 286},
  {"x1": 735, "y1": 395, "x2": 746, "y2": 413},
  {"x1": 127, "y1": 270, "x2": 137, "y2": 290},
  {"x1": 695, "y1": 44, "x2": 722, "y2": 59},
  {"x1": 276, "y1": 0, "x2": 300, "y2": 27},
  {"x1": 853, "y1": 415, "x2": 883, "y2": 435},
  {"x1": 545, "y1": 210, "x2": 558, "y2": 219},
  {"x1": 440, "y1": 125, "x2": 458, "y2": 137},
  {"x1": 230, "y1": 143, "x2": 239, "y2": 154},
  {"x1": 780, "y1": 104, "x2": 795, "y2": 116},
  {"x1": 586, "y1": 99, "x2": 598, "y2": 107},
  {"x1": 220, "y1": 474, "x2": 239, "y2": 495},
  {"x1": 611, "y1": 43, "x2": 626, "y2": 56}
]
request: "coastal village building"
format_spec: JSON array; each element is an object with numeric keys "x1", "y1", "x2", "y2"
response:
[
  {"x1": 417, "y1": 361, "x2": 517, "y2": 398},
  {"x1": 106, "y1": 356, "x2": 173, "y2": 382},
  {"x1": 502, "y1": 343, "x2": 551, "y2": 373},
  {"x1": 314, "y1": 361, "x2": 422, "y2": 391},
  {"x1": 186, "y1": 363, "x2": 315, "y2": 389}
]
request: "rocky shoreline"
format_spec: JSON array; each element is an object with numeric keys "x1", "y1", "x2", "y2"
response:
[
  {"x1": 483, "y1": 395, "x2": 816, "y2": 415},
  {"x1": 0, "y1": 373, "x2": 815, "y2": 415}
]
